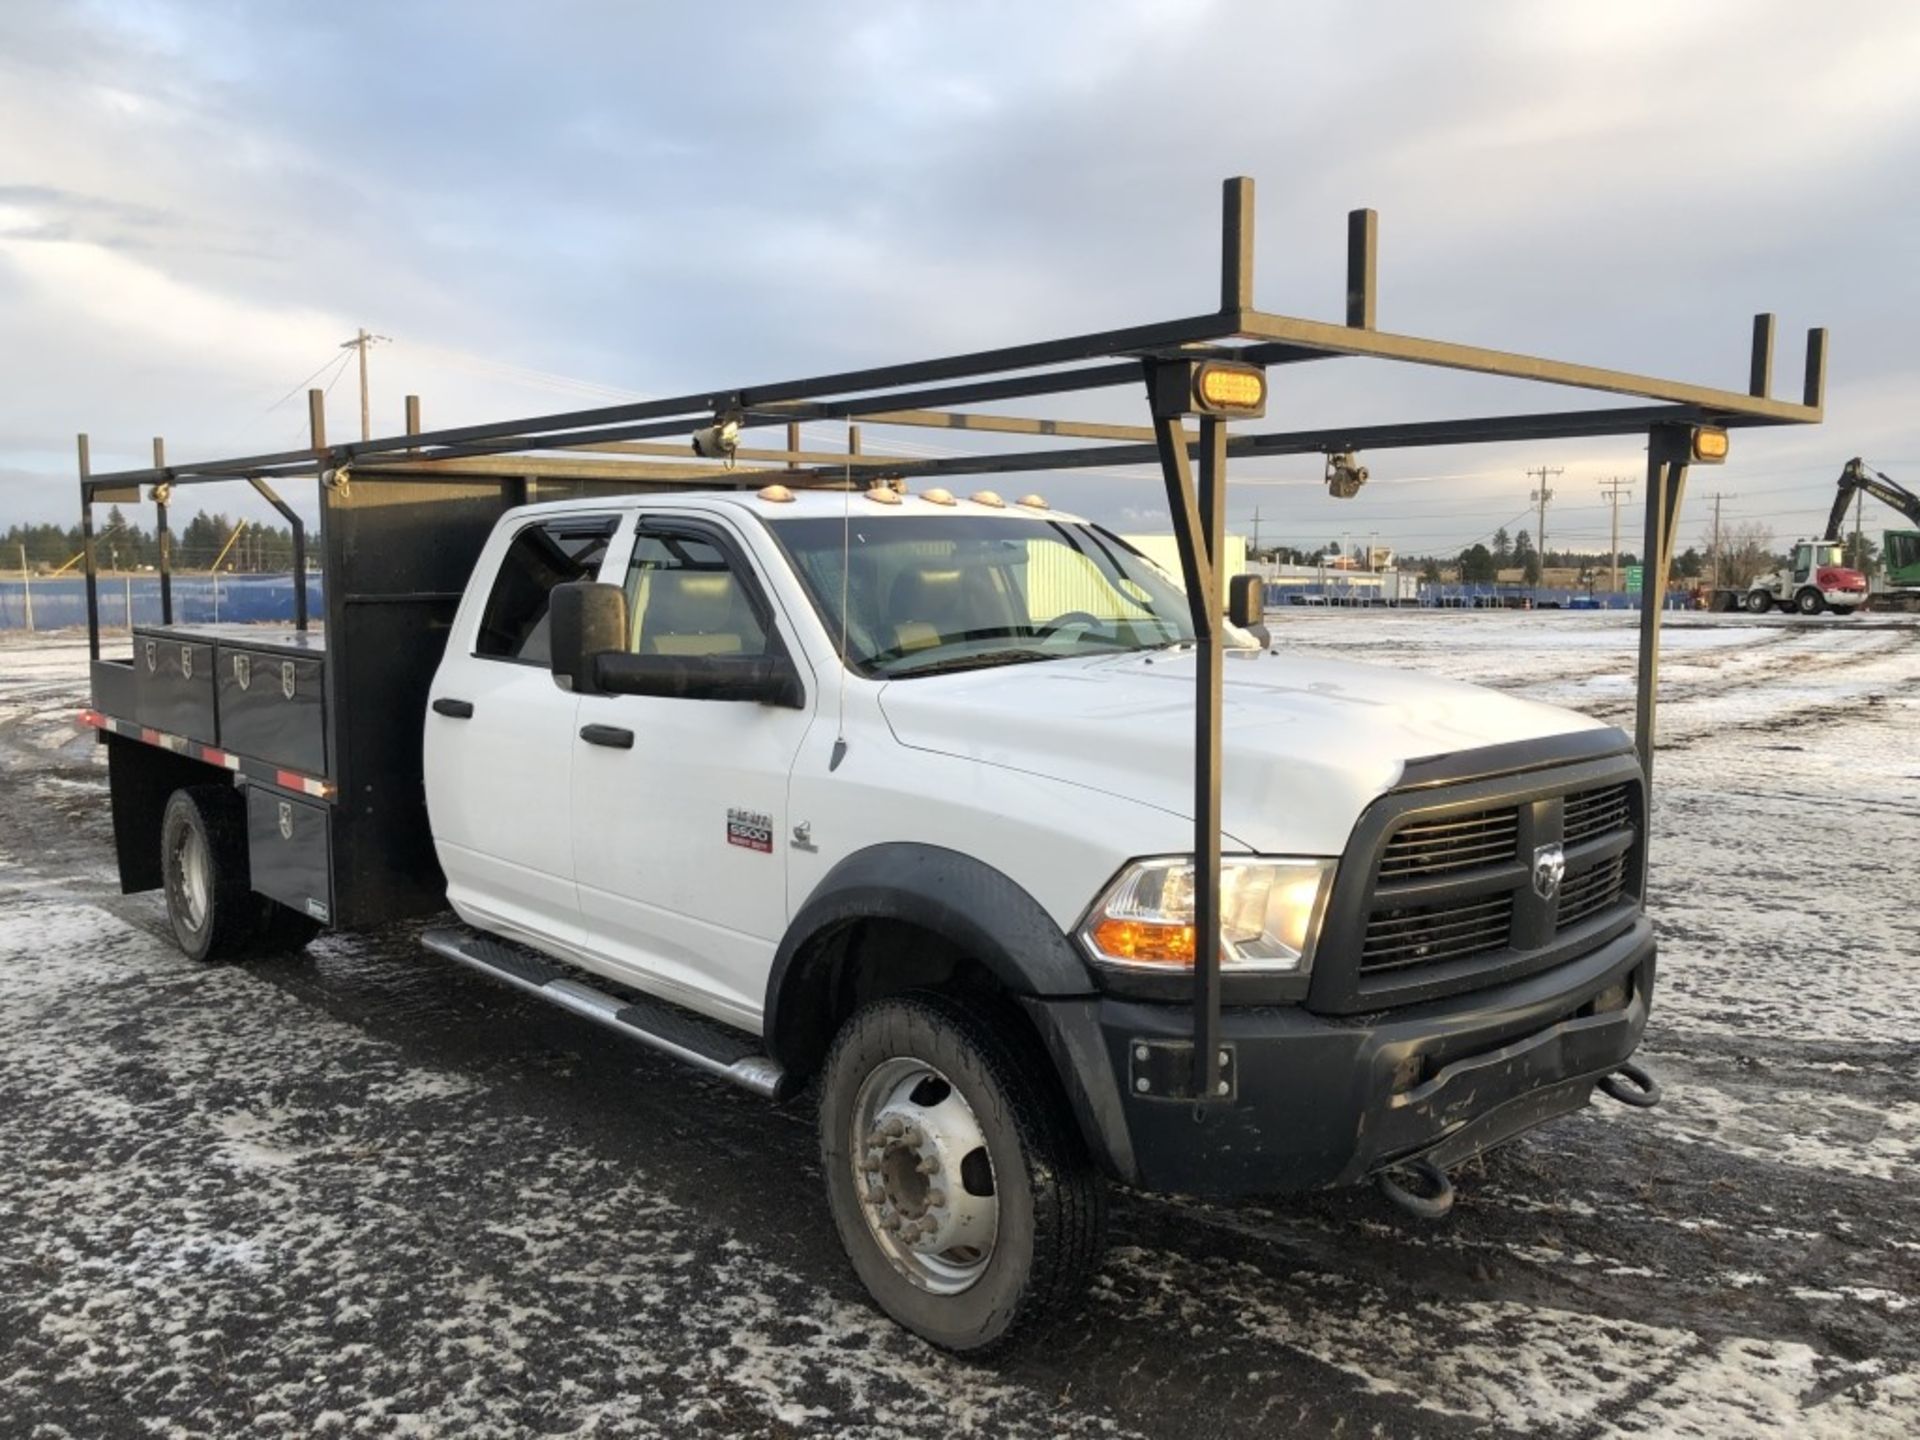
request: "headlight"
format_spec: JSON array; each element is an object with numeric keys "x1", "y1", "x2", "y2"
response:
[{"x1": 1079, "y1": 857, "x2": 1336, "y2": 974}]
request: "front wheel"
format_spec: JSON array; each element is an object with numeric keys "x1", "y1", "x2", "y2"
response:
[
  {"x1": 1745, "y1": 590, "x2": 1772, "y2": 614},
  {"x1": 819, "y1": 992, "x2": 1105, "y2": 1353},
  {"x1": 1795, "y1": 588, "x2": 1825, "y2": 616}
]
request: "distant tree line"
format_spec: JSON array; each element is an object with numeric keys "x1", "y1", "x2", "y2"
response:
[{"x1": 3, "y1": 508, "x2": 309, "y2": 574}]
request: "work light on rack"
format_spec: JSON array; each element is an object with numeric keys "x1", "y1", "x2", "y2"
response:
[{"x1": 1325, "y1": 451, "x2": 1369, "y2": 498}]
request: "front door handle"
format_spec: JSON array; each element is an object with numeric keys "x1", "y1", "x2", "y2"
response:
[
  {"x1": 579, "y1": 723, "x2": 634, "y2": 749},
  {"x1": 432, "y1": 697, "x2": 474, "y2": 719}
]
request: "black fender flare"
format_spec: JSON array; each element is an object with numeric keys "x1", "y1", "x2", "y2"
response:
[{"x1": 763, "y1": 843, "x2": 1096, "y2": 1071}]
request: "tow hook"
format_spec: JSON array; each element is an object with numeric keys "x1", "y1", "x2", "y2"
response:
[
  {"x1": 1598, "y1": 1060, "x2": 1662, "y2": 1109},
  {"x1": 1377, "y1": 1156, "x2": 1455, "y2": 1220}
]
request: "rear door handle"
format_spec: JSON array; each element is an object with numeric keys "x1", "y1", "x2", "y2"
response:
[
  {"x1": 432, "y1": 697, "x2": 474, "y2": 719},
  {"x1": 579, "y1": 723, "x2": 634, "y2": 749}
]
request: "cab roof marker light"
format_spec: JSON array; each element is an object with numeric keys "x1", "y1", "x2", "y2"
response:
[
  {"x1": 756, "y1": 483, "x2": 796, "y2": 503},
  {"x1": 864, "y1": 483, "x2": 903, "y2": 505},
  {"x1": 921, "y1": 486, "x2": 957, "y2": 506},
  {"x1": 970, "y1": 490, "x2": 1006, "y2": 508},
  {"x1": 1016, "y1": 493, "x2": 1049, "y2": 510}
]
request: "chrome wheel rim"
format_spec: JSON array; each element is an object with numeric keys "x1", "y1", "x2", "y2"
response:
[
  {"x1": 171, "y1": 826, "x2": 210, "y2": 933},
  {"x1": 849, "y1": 1057, "x2": 998, "y2": 1295}
]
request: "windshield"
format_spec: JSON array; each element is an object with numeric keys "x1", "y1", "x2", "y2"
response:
[
  {"x1": 1814, "y1": 543, "x2": 1844, "y2": 567},
  {"x1": 768, "y1": 514, "x2": 1198, "y2": 677}
]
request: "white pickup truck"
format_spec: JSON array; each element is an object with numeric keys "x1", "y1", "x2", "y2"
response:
[{"x1": 91, "y1": 483, "x2": 1658, "y2": 1351}]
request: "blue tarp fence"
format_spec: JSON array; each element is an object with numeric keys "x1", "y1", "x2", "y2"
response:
[
  {"x1": 0, "y1": 574, "x2": 325, "y2": 632},
  {"x1": 1263, "y1": 581, "x2": 1688, "y2": 611}
]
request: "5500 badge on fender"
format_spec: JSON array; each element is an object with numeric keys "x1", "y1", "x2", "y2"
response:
[{"x1": 727, "y1": 808, "x2": 773, "y2": 853}]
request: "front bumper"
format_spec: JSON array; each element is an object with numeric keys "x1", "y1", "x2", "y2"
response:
[
  {"x1": 1823, "y1": 589, "x2": 1867, "y2": 608},
  {"x1": 1025, "y1": 916, "x2": 1654, "y2": 1196}
]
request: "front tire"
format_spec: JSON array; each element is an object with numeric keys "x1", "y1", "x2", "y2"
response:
[
  {"x1": 1745, "y1": 590, "x2": 1772, "y2": 614},
  {"x1": 819, "y1": 992, "x2": 1105, "y2": 1353},
  {"x1": 1795, "y1": 588, "x2": 1825, "y2": 616}
]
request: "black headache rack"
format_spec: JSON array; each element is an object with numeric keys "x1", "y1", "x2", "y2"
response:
[{"x1": 77, "y1": 176, "x2": 1824, "y2": 1094}]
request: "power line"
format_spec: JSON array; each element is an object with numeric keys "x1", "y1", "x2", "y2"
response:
[{"x1": 265, "y1": 349, "x2": 353, "y2": 414}]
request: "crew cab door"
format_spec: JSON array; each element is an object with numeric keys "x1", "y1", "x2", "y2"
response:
[
  {"x1": 1792, "y1": 543, "x2": 1814, "y2": 587},
  {"x1": 425, "y1": 512, "x2": 619, "y2": 945},
  {"x1": 571, "y1": 516, "x2": 813, "y2": 1023}
]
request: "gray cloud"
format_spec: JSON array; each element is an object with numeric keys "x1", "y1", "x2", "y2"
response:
[{"x1": 2, "y1": 0, "x2": 1916, "y2": 554}]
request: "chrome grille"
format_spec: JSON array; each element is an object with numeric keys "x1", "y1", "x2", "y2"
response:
[
  {"x1": 1361, "y1": 894, "x2": 1514, "y2": 973},
  {"x1": 1377, "y1": 806, "x2": 1520, "y2": 880}
]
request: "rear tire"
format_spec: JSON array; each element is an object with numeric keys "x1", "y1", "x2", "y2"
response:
[
  {"x1": 1795, "y1": 588, "x2": 1824, "y2": 616},
  {"x1": 1745, "y1": 590, "x2": 1772, "y2": 614},
  {"x1": 161, "y1": 786, "x2": 261, "y2": 963},
  {"x1": 819, "y1": 991, "x2": 1105, "y2": 1354}
]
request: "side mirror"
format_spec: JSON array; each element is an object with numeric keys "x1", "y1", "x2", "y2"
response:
[
  {"x1": 594, "y1": 652, "x2": 805, "y2": 709},
  {"x1": 550, "y1": 581, "x2": 628, "y2": 695},
  {"x1": 1228, "y1": 573, "x2": 1271, "y2": 649}
]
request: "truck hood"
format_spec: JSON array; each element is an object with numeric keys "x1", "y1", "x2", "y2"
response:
[{"x1": 876, "y1": 648, "x2": 1610, "y2": 855}]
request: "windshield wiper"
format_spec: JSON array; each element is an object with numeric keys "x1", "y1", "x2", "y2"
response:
[{"x1": 885, "y1": 648, "x2": 1054, "y2": 679}]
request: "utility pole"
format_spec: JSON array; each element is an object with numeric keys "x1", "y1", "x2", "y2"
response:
[
  {"x1": 1250, "y1": 506, "x2": 1263, "y2": 557},
  {"x1": 339, "y1": 328, "x2": 391, "y2": 441},
  {"x1": 1598, "y1": 476, "x2": 1633, "y2": 592},
  {"x1": 1702, "y1": 491, "x2": 1732, "y2": 592},
  {"x1": 1526, "y1": 465, "x2": 1561, "y2": 588},
  {"x1": 18, "y1": 543, "x2": 31, "y2": 632}
]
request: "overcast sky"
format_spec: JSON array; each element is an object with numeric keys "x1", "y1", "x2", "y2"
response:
[{"x1": 3, "y1": 0, "x2": 1917, "y2": 559}]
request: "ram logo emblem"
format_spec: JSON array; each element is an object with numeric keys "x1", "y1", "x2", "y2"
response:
[
  {"x1": 234, "y1": 654, "x2": 251, "y2": 690},
  {"x1": 278, "y1": 801, "x2": 294, "y2": 841},
  {"x1": 143, "y1": 640, "x2": 157, "y2": 672},
  {"x1": 180, "y1": 646, "x2": 194, "y2": 680},
  {"x1": 1531, "y1": 843, "x2": 1566, "y2": 902},
  {"x1": 281, "y1": 662, "x2": 296, "y2": 700}
]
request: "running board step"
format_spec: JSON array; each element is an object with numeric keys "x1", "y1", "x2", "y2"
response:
[{"x1": 421, "y1": 926, "x2": 793, "y2": 1100}]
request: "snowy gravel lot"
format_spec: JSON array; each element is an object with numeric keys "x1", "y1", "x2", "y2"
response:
[{"x1": 2, "y1": 612, "x2": 1917, "y2": 1438}]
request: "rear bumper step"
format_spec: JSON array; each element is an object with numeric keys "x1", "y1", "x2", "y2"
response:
[{"x1": 421, "y1": 926, "x2": 792, "y2": 1100}]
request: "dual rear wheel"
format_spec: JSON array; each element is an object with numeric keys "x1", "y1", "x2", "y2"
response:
[{"x1": 161, "y1": 786, "x2": 319, "y2": 963}]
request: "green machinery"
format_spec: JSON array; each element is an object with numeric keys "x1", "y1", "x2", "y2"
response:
[{"x1": 1829, "y1": 459, "x2": 1920, "y2": 607}]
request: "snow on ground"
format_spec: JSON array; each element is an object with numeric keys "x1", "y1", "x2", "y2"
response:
[{"x1": 2, "y1": 617, "x2": 1918, "y2": 1437}]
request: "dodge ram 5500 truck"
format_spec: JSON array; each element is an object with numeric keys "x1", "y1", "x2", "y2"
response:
[
  {"x1": 90, "y1": 484, "x2": 1657, "y2": 1350},
  {"x1": 82, "y1": 178, "x2": 1800, "y2": 1353}
]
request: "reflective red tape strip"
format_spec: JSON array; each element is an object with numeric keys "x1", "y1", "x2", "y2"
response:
[
  {"x1": 274, "y1": 769, "x2": 331, "y2": 798},
  {"x1": 141, "y1": 728, "x2": 161, "y2": 745}
]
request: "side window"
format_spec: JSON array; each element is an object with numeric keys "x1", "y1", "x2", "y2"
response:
[
  {"x1": 623, "y1": 530, "x2": 770, "y2": 658},
  {"x1": 475, "y1": 516, "x2": 617, "y2": 663}
]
